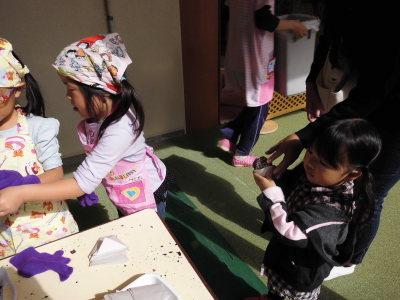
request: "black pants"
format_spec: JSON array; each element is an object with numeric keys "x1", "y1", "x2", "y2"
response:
[{"x1": 220, "y1": 103, "x2": 269, "y2": 155}]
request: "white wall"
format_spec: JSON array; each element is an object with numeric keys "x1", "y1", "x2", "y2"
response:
[
  {"x1": 0, "y1": 0, "x2": 185, "y2": 157},
  {"x1": 109, "y1": 0, "x2": 185, "y2": 137}
]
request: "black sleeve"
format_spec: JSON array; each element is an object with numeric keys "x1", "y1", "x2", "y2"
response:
[
  {"x1": 296, "y1": 3, "x2": 398, "y2": 147},
  {"x1": 306, "y1": 1, "x2": 330, "y2": 83},
  {"x1": 254, "y1": 5, "x2": 280, "y2": 32},
  {"x1": 305, "y1": 33, "x2": 329, "y2": 84},
  {"x1": 297, "y1": 44, "x2": 397, "y2": 147}
]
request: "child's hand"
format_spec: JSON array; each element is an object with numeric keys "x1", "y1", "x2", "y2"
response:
[
  {"x1": 253, "y1": 172, "x2": 276, "y2": 191},
  {"x1": 0, "y1": 186, "x2": 25, "y2": 217}
]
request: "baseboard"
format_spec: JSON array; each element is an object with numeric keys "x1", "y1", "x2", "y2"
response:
[{"x1": 146, "y1": 129, "x2": 185, "y2": 147}]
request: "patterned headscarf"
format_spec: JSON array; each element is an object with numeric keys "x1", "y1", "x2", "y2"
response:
[
  {"x1": 0, "y1": 38, "x2": 30, "y2": 88},
  {"x1": 53, "y1": 33, "x2": 132, "y2": 94}
]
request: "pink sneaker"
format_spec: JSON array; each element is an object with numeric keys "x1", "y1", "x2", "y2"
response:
[
  {"x1": 217, "y1": 138, "x2": 235, "y2": 153},
  {"x1": 232, "y1": 155, "x2": 257, "y2": 167}
]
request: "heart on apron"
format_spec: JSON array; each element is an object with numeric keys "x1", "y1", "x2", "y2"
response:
[{"x1": 121, "y1": 187, "x2": 141, "y2": 201}]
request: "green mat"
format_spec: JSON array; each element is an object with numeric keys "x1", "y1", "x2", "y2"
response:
[{"x1": 166, "y1": 189, "x2": 268, "y2": 299}]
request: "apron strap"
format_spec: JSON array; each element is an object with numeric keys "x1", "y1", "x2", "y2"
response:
[{"x1": 145, "y1": 146, "x2": 164, "y2": 180}]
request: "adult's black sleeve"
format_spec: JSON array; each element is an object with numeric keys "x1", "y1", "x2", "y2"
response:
[{"x1": 254, "y1": 5, "x2": 280, "y2": 32}]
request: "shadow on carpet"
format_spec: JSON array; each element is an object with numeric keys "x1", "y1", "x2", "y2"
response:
[{"x1": 166, "y1": 188, "x2": 268, "y2": 299}]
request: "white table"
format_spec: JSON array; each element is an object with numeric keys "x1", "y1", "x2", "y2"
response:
[{"x1": 0, "y1": 209, "x2": 214, "y2": 299}]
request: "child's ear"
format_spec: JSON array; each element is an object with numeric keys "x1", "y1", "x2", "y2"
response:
[{"x1": 347, "y1": 169, "x2": 362, "y2": 181}]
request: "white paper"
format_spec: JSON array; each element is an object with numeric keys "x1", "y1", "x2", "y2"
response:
[
  {"x1": 104, "y1": 283, "x2": 171, "y2": 300},
  {"x1": 89, "y1": 236, "x2": 128, "y2": 266},
  {"x1": 117, "y1": 273, "x2": 180, "y2": 300}
]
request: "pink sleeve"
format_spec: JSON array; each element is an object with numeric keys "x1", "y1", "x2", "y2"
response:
[
  {"x1": 263, "y1": 186, "x2": 285, "y2": 203},
  {"x1": 262, "y1": 186, "x2": 308, "y2": 241},
  {"x1": 270, "y1": 203, "x2": 308, "y2": 241}
]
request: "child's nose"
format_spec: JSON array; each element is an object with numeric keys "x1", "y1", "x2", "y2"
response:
[{"x1": 66, "y1": 95, "x2": 72, "y2": 102}]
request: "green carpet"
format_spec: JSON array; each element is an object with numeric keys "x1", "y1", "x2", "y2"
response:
[
  {"x1": 166, "y1": 189, "x2": 267, "y2": 298},
  {"x1": 66, "y1": 110, "x2": 400, "y2": 299}
]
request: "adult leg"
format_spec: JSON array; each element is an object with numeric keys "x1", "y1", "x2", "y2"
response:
[{"x1": 351, "y1": 136, "x2": 400, "y2": 264}]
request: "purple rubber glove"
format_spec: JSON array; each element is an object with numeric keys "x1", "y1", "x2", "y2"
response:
[
  {"x1": 10, "y1": 247, "x2": 73, "y2": 281},
  {"x1": 77, "y1": 192, "x2": 99, "y2": 207},
  {"x1": 0, "y1": 170, "x2": 40, "y2": 190}
]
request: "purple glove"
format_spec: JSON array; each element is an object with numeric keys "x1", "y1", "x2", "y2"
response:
[
  {"x1": 0, "y1": 170, "x2": 40, "y2": 190},
  {"x1": 77, "y1": 192, "x2": 99, "y2": 207},
  {"x1": 10, "y1": 247, "x2": 73, "y2": 281}
]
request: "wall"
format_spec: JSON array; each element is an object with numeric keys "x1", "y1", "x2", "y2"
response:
[{"x1": 0, "y1": 0, "x2": 185, "y2": 157}]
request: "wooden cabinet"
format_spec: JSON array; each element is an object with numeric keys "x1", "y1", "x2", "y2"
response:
[{"x1": 180, "y1": 0, "x2": 220, "y2": 132}]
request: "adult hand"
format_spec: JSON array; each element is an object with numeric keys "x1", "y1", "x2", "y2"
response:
[
  {"x1": 288, "y1": 20, "x2": 308, "y2": 39},
  {"x1": 266, "y1": 133, "x2": 303, "y2": 179},
  {"x1": 0, "y1": 186, "x2": 25, "y2": 216},
  {"x1": 253, "y1": 172, "x2": 276, "y2": 191},
  {"x1": 306, "y1": 82, "x2": 324, "y2": 122}
]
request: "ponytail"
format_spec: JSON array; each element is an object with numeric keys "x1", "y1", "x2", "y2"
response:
[
  {"x1": 22, "y1": 73, "x2": 45, "y2": 116},
  {"x1": 316, "y1": 119, "x2": 382, "y2": 264},
  {"x1": 353, "y1": 167, "x2": 375, "y2": 225},
  {"x1": 337, "y1": 167, "x2": 376, "y2": 264},
  {"x1": 11, "y1": 51, "x2": 45, "y2": 117}
]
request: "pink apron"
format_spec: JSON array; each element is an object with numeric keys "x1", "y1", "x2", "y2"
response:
[
  {"x1": 223, "y1": 0, "x2": 275, "y2": 107},
  {"x1": 77, "y1": 121, "x2": 163, "y2": 215}
]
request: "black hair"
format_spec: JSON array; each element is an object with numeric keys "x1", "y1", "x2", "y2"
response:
[
  {"x1": 11, "y1": 51, "x2": 46, "y2": 117},
  {"x1": 313, "y1": 119, "x2": 382, "y2": 264},
  {"x1": 75, "y1": 77, "x2": 145, "y2": 140},
  {"x1": 313, "y1": 119, "x2": 381, "y2": 221}
]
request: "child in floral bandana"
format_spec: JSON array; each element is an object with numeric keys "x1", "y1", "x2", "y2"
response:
[
  {"x1": 0, "y1": 38, "x2": 78, "y2": 258},
  {"x1": 0, "y1": 34, "x2": 168, "y2": 219}
]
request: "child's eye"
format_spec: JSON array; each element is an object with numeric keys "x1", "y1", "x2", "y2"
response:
[{"x1": 319, "y1": 160, "x2": 328, "y2": 167}]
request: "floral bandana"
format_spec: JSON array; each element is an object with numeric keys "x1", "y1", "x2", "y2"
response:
[
  {"x1": 53, "y1": 33, "x2": 132, "y2": 94},
  {"x1": 0, "y1": 38, "x2": 30, "y2": 88}
]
